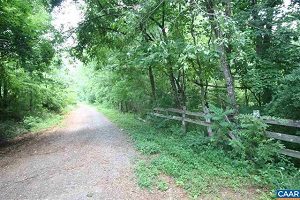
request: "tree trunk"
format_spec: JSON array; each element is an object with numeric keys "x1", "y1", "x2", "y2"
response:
[
  {"x1": 182, "y1": 106, "x2": 186, "y2": 134},
  {"x1": 182, "y1": 68, "x2": 186, "y2": 107},
  {"x1": 252, "y1": 0, "x2": 274, "y2": 105},
  {"x1": 190, "y1": 5, "x2": 207, "y2": 112},
  {"x1": 0, "y1": 63, "x2": 2, "y2": 99},
  {"x1": 169, "y1": 67, "x2": 180, "y2": 108},
  {"x1": 190, "y1": 6, "x2": 213, "y2": 136},
  {"x1": 148, "y1": 66, "x2": 156, "y2": 105},
  {"x1": 206, "y1": 0, "x2": 238, "y2": 113},
  {"x1": 220, "y1": 45, "x2": 237, "y2": 111},
  {"x1": 29, "y1": 90, "x2": 33, "y2": 111},
  {"x1": 0, "y1": 76, "x2": 2, "y2": 99},
  {"x1": 139, "y1": 24, "x2": 157, "y2": 107},
  {"x1": 245, "y1": 89, "x2": 249, "y2": 107},
  {"x1": 262, "y1": 88, "x2": 272, "y2": 105},
  {"x1": 3, "y1": 78, "x2": 8, "y2": 107}
]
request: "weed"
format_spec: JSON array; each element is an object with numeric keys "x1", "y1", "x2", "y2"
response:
[
  {"x1": 24, "y1": 113, "x2": 63, "y2": 132},
  {"x1": 23, "y1": 116, "x2": 42, "y2": 129},
  {"x1": 0, "y1": 105, "x2": 72, "y2": 141},
  {"x1": 134, "y1": 160, "x2": 159, "y2": 189},
  {"x1": 0, "y1": 121, "x2": 26, "y2": 140},
  {"x1": 156, "y1": 179, "x2": 169, "y2": 191},
  {"x1": 97, "y1": 105, "x2": 300, "y2": 199},
  {"x1": 136, "y1": 141, "x2": 161, "y2": 155}
]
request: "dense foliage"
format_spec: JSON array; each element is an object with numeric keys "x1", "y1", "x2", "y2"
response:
[
  {"x1": 75, "y1": 0, "x2": 299, "y2": 118},
  {"x1": 267, "y1": 68, "x2": 300, "y2": 119},
  {"x1": 0, "y1": 0, "x2": 75, "y2": 140},
  {"x1": 73, "y1": 0, "x2": 299, "y2": 196},
  {"x1": 1, "y1": 0, "x2": 299, "y2": 197}
]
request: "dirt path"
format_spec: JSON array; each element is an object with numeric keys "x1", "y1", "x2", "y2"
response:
[{"x1": 0, "y1": 104, "x2": 186, "y2": 200}]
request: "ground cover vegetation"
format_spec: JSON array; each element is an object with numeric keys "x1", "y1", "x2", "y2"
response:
[
  {"x1": 1, "y1": 0, "x2": 299, "y2": 198},
  {"x1": 0, "y1": 0, "x2": 76, "y2": 140},
  {"x1": 72, "y1": 0, "x2": 300, "y2": 197},
  {"x1": 97, "y1": 106, "x2": 300, "y2": 199}
]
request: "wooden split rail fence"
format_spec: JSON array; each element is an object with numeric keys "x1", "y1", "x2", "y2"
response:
[{"x1": 152, "y1": 107, "x2": 300, "y2": 159}]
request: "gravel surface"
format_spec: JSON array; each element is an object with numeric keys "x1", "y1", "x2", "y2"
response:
[{"x1": 0, "y1": 104, "x2": 187, "y2": 200}]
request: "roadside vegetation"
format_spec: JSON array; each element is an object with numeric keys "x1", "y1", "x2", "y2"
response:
[
  {"x1": 0, "y1": 0, "x2": 77, "y2": 142},
  {"x1": 0, "y1": 104, "x2": 77, "y2": 142},
  {"x1": 97, "y1": 105, "x2": 300, "y2": 199},
  {"x1": 74, "y1": 0, "x2": 299, "y2": 198},
  {"x1": 1, "y1": 0, "x2": 299, "y2": 198},
  {"x1": 75, "y1": 0, "x2": 300, "y2": 167}
]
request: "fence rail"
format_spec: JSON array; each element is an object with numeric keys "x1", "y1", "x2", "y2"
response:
[
  {"x1": 266, "y1": 131, "x2": 300, "y2": 144},
  {"x1": 263, "y1": 119, "x2": 300, "y2": 128},
  {"x1": 153, "y1": 108, "x2": 206, "y2": 117},
  {"x1": 153, "y1": 107, "x2": 300, "y2": 159}
]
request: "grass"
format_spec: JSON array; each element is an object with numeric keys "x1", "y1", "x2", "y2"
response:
[
  {"x1": 24, "y1": 113, "x2": 64, "y2": 133},
  {"x1": 28, "y1": 104, "x2": 77, "y2": 132},
  {"x1": 96, "y1": 105, "x2": 300, "y2": 199},
  {"x1": 0, "y1": 104, "x2": 77, "y2": 141}
]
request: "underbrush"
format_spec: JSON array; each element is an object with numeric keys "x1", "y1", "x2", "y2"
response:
[
  {"x1": 97, "y1": 106, "x2": 300, "y2": 199},
  {"x1": 23, "y1": 112, "x2": 63, "y2": 132},
  {"x1": 0, "y1": 104, "x2": 76, "y2": 141}
]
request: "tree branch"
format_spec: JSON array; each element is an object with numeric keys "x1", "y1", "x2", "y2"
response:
[{"x1": 149, "y1": 16, "x2": 164, "y2": 30}]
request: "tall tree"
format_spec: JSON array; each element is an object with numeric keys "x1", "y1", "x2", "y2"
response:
[{"x1": 205, "y1": 0, "x2": 237, "y2": 112}]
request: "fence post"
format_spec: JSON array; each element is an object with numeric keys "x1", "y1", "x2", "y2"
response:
[
  {"x1": 206, "y1": 107, "x2": 213, "y2": 137},
  {"x1": 182, "y1": 106, "x2": 186, "y2": 134},
  {"x1": 253, "y1": 110, "x2": 260, "y2": 118}
]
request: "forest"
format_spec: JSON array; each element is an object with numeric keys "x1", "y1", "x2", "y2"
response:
[
  {"x1": 76, "y1": 0, "x2": 299, "y2": 119},
  {"x1": 0, "y1": 0, "x2": 76, "y2": 139},
  {"x1": 0, "y1": 0, "x2": 299, "y2": 198},
  {"x1": 75, "y1": 0, "x2": 300, "y2": 164}
]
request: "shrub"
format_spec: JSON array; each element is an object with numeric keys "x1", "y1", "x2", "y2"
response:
[
  {"x1": 208, "y1": 105, "x2": 283, "y2": 167},
  {"x1": 232, "y1": 114, "x2": 283, "y2": 167},
  {"x1": 23, "y1": 116, "x2": 42, "y2": 130},
  {"x1": 0, "y1": 121, "x2": 25, "y2": 140},
  {"x1": 267, "y1": 68, "x2": 300, "y2": 119},
  {"x1": 206, "y1": 104, "x2": 235, "y2": 148}
]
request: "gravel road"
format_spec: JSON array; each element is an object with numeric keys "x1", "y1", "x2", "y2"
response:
[{"x1": 0, "y1": 104, "x2": 186, "y2": 200}]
